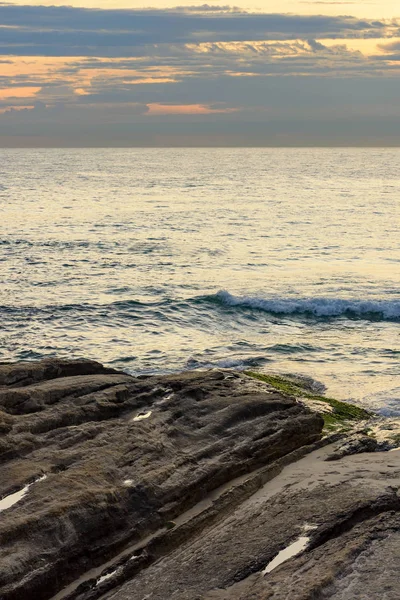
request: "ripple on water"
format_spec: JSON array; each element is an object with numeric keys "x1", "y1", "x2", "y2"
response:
[{"x1": 1, "y1": 148, "x2": 399, "y2": 409}]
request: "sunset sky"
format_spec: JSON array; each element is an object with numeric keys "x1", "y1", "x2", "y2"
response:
[{"x1": 1, "y1": 0, "x2": 400, "y2": 145}]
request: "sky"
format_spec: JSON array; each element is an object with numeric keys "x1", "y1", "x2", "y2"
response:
[{"x1": 1, "y1": 0, "x2": 400, "y2": 146}]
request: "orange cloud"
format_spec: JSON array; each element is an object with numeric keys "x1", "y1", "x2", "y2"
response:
[
  {"x1": 0, "y1": 58, "x2": 186, "y2": 104},
  {"x1": 0, "y1": 57, "x2": 77, "y2": 77},
  {"x1": 0, "y1": 87, "x2": 41, "y2": 99},
  {"x1": 122, "y1": 77, "x2": 176, "y2": 85},
  {"x1": 0, "y1": 104, "x2": 35, "y2": 114},
  {"x1": 147, "y1": 103, "x2": 238, "y2": 115},
  {"x1": 74, "y1": 88, "x2": 90, "y2": 96}
]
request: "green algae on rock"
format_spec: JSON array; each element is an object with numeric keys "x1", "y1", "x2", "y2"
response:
[{"x1": 244, "y1": 371, "x2": 371, "y2": 434}]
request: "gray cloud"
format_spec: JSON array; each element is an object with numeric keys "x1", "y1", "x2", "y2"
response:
[
  {"x1": 0, "y1": 5, "x2": 391, "y2": 57},
  {"x1": 378, "y1": 40, "x2": 400, "y2": 52},
  {"x1": 1, "y1": 4, "x2": 399, "y2": 146},
  {"x1": 167, "y1": 5, "x2": 245, "y2": 12},
  {"x1": 374, "y1": 40, "x2": 400, "y2": 60}
]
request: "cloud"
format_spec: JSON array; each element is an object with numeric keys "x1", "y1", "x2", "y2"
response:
[
  {"x1": 0, "y1": 86, "x2": 41, "y2": 99},
  {"x1": 0, "y1": 5, "x2": 392, "y2": 57},
  {"x1": 167, "y1": 5, "x2": 245, "y2": 12},
  {"x1": 1, "y1": 5, "x2": 400, "y2": 145},
  {"x1": 378, "y1": 40, "x2": 400, "y2": 52},
  {"x1": 147, "y1": 102, "x2": 238, "y2": 114},
  {"x1": 300, "y1": 2, "x2": 373, "y2": 5},
  {"x1": 374, "y1": 39, "x2": 400, "y2": 60}
]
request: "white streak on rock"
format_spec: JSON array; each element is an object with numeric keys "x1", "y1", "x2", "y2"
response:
[
  {"x1": 0, "y1": 475, "x2": 47, "y2": 513},
  {"x1": 263, "y1": 535, "x2": 310, "y2": 575}
]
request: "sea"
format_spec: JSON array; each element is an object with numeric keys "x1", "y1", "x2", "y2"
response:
[{"x1": 1, "y1": 148, "x2": 399, "y2": 415}]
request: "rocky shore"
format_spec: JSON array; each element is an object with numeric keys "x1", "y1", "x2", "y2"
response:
[{"x1": 0, "y1": 359, "x2": 399, "y2": 600}]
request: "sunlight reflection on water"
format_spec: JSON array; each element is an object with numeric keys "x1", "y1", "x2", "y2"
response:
[{"x1": 1, "y1": 148, "x2": 399, "y2": 410}]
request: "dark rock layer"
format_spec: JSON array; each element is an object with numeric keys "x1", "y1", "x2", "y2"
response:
[{"x1": 0, "y1": 359, "x2": 323, "y2": 600}]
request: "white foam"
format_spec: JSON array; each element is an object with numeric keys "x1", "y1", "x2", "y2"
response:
[
  {"x1": 363, "y1": 386, "x2": 400, "y2": 417},
  {"x1": 186, "y1": 356, "x2": 265, "y2": 370},
  {"x1": 215, "y1": 291, "x2": 400, "y2": 320}
]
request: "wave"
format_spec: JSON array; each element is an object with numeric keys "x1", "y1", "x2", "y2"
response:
[
  {"x1": 202, "y1": 291, "x2": 400, "y2": 321},
  {"x1": 363, "y1": 386, "x2": 400, "y2": 417},
  {"x1": 0, "y1": 298, "x2": 158, "y2": 314},
  {"x1": 2, "y1": 292, "x2": 400, "y2": 323}
]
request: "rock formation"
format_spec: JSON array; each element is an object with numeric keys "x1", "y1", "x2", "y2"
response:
[
  {"x1": 0, "y1": 359, "x2": 398, "y2": 600},
  {"x1": 0, "y1": 359, "x2": 322, "y2": 600}
]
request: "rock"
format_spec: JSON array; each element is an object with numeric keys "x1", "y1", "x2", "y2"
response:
[
  {"x1": 369, "y1": 417, "x2": 400, "y2": 450},
  {"x1": 0, "y1": 358, "x2": 119, "y2": 389},
  {"x1": 0, "y1": 360, "x2": 323, "y2": 600},
  {"x1": 325, "y1": 434, "x2": 378, "y2": 461},
  {"x1": 3, "y1": 360, "x2": 397, "y2": 600},
  {"x1": 106, "y1": 443, "x2": 400, "y2": 600}
]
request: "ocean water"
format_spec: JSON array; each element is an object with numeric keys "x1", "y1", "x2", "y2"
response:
[{"x1": 1, "y1": 148, "x2": 399, "y2": 414}]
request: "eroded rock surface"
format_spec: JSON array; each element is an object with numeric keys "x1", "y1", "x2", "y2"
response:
[
  {"x1": 103, "y1": 444, "x2": 400, "y2": 600},
  {"x1": 0, "y1": 359, "x2": 323, "y2": 600},
  {"x1": 2, "y1": 359, "x2": 398, "y2": 600},
  {"x1": 202, "y1": 448, "x2": 400, "y2": 600}
]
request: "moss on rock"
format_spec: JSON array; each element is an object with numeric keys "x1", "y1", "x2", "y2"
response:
[{"x1": 244, "y1": 371, "x2": 371, "y2": 434}]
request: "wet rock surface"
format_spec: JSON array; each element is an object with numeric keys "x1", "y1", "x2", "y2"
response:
[
  {"x1": 1, "y1": 359, "x2": 399, "y2": 600},
  {"x1": 104, "y1": 445, "x2": 400, "y2": 600},
  {"x1": 202, "y1": 449, "x2": 400, "y2": 600},
  {"x1": 0, "y1": 359, "x2": 323, "y2": 600}
]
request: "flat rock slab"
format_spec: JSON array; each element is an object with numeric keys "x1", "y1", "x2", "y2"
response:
[
  {"x1": 109, "y1": 445, "x2": 400, "y2": 600},
  {"x1": 0, "y1": 359, "x2": 323, "y2": 600}
]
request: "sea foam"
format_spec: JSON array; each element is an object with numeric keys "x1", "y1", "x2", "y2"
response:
[{"x1": 207, "y1": 291, "x2": 400, "y2": 321}]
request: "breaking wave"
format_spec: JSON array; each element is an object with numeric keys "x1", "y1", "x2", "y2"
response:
[
  {"x1": 2, "y1": 292, "x2": 400, "y2": 323},
  {"x1": 202, "y1": 291, "x2": 400, "y2": 321}
]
